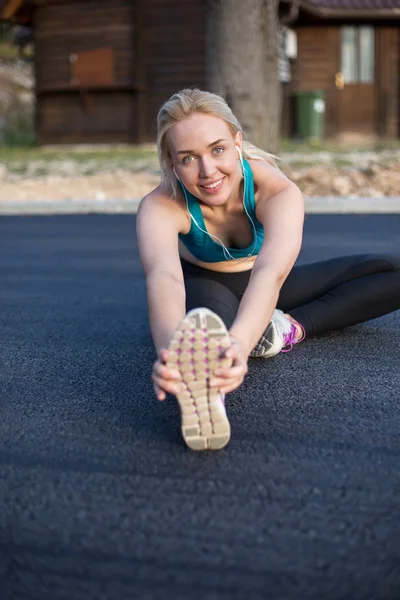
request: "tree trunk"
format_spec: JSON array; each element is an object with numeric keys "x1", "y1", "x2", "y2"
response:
[{"x1": 206, "y1": 0, "x2": 281, "y2": 154}]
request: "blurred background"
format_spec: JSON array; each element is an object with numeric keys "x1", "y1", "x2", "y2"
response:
[{"x1": 0, "y1": 0, "x2": 399, "y2": 202}]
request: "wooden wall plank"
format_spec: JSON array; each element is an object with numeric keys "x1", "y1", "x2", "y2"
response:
[
  {"x1": 378, "y1": 27, "x2": 399, "y2": 138},
  {"x1": 139, "y1": 0, "x2": 206, "y2": 142},
  {"x1": 35, "y1": 0, "x2": 136, "y2": 90},
  {"x1": 38, "y1": 91, "x2": 137, "y2": 143},
  {"x1": 35, "y1": 0, "x2": 137, "y2": 143}
]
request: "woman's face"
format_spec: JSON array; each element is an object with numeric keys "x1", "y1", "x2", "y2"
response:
[{"x1": 167, "y1": 112, "x2": 242, "y2": 207}]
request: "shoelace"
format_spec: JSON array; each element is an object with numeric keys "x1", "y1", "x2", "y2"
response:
[{"x1": 281, "y1": 322, "x2": 306, "y2": 353}]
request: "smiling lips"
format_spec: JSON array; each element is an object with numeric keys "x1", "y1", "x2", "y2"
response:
[{"x1": 200, "y1": 177, "x2": 225, "y2": 194}]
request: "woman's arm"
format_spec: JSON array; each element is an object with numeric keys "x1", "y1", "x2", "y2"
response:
[
  {"x1": 229, "y1": 162, "x2": 304, "y2": 354},
  {"x1": 136, "y1": 193, "x2": 186, "y2": 353}
]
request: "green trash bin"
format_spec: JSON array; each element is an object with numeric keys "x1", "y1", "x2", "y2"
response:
[{"x1": 294, "y1": 90, "x2": 325, "y2": 142}]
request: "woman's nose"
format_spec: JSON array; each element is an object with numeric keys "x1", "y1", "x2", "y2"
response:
[{"x1": 199, "y1": 157, "x2": 216, "y2": 177}]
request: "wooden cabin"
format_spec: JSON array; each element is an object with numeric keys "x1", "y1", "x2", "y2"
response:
[
  {"x1": 0, "y1": 0, "x2": 399, "y2": 144},
  {"x1": 0, "y1": 0, "x2": 207, "y2": 144},
  {"x1": 280, "y1": 0, "x2": 400, "y2": 141}
]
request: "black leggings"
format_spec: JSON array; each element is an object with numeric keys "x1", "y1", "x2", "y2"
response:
[{"x1": 182, "y1": 254, "x2": 400, "y2": 336}]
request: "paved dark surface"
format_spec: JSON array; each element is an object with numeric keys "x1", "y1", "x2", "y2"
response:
[{"x1": 1, "y1": 214, "x2": 400, "y2": 600}]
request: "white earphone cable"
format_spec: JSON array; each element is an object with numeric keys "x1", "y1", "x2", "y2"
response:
[{"x1": 177, "y1": 150, "x2": 258, "y2": 262}]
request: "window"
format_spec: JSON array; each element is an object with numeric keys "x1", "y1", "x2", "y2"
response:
[{"x1": 340, "y1": 26, "x2": 374, "y2": 83}]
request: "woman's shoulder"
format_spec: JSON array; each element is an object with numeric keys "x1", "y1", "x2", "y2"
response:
[
  {"x1": 247, "y1": 157, "x2": 281, "y2": 179},
  {"x1": 137, "y1": 184, "x2": 189, "y2": 231},
  {"x1": 247, "y1": 158, "x2": 293, "y2": 200},
  {"x1": 139, "y1": 183, "x2": 182, "y2": 211}
]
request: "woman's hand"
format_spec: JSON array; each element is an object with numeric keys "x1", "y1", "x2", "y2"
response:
[
  {"x1": 152, "y1": 348, "x2": 182, "y2": 401},
  {"x1": 209, "y1": 334, "x2": 249, "y2": 395},
  {"x1": 153, "y1": 335, "x2": 248, "y2": 401}
]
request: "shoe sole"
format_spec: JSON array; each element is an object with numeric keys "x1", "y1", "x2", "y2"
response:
[
  {"x1": 166, "y1": 308, "x2": 232, "y2": 451},
  {"x1": 250, "y1": 321, "x2": 283, "y2": 358}
]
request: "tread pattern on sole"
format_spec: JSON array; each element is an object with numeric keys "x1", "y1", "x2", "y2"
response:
[{"x1": 166, "y1": 308, "x2": 232, "y2": 451}]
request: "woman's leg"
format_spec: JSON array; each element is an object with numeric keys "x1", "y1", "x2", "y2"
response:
[
  {"x1": 181, "y1": 259, "x2": 251, "y2": 329},
  {"x1": 278, "y1": 254, "x2": 400, "y2": 336},
  {"x1": 185, "y1": 277, "x2": 240, "y2": 329}
]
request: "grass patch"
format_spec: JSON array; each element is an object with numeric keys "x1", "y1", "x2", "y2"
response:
[
  {"x1": 0, "y1": 139, "x2": 398, "y2": 178},
  {"x1": 280, "y1": 160, "x2": 322, "y2": 169},
  {"x1": 279, "y1": 137, "x2": 400, "y2": 154},
  {"x1": 279, "y1": 138, "x2": 333, "y2": 153},
  {"x1": 0, "y1": 145, "x2": 158, "y2": 166},
  {"x1": 3, "y1": 128, "x2": 35, "y2": 147},
  {"x1": 0, "y1": 42, "x2": 19, "y2": 60},
  {"x1": 331, "y1": 158, "x2": 354, "y2": 168}
]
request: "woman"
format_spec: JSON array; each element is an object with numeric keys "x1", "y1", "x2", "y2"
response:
[{"x1": 136, "y1": 88, "x2": 400, "y2": 451}]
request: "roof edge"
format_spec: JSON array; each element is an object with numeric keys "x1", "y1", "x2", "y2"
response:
[
  {"x1": 0, "y1": 0, "x2": 24, "y2": 19},
  {"x1": 281, "y1": 0, "x2": 400, "y2": 20}
]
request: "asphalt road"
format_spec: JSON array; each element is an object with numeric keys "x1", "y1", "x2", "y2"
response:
[{"x1": 1, "y1": 214, "x2": 400, "y2": 600}]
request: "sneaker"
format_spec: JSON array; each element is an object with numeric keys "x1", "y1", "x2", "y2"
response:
[
  {"x1": 250, "y1": 309, "x2": 305, "y2": 358},
  {"x1": 166, "y1": 308, "x2": 233, "y2": 451}
]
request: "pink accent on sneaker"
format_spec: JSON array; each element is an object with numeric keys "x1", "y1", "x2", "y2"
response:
[{"x1": 281, "y1": 318, "x2": 306, "y2": 353}]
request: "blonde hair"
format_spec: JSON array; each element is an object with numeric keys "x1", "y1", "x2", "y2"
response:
[{"x1": 156, "y1": 88, "x2": 278, "y2": 199}]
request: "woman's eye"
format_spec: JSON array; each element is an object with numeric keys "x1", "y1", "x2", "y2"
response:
[
  {"x1": 182, "y1": 155, "x2": 194, "y2": 164},
  {"x1": 213, "y1": 147, "x2": 224, "y2": 155}
]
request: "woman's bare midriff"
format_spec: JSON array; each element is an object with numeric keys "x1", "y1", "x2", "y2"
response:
[{"x1": 179, "y1": 240, "x2": 256, "y2": 273}]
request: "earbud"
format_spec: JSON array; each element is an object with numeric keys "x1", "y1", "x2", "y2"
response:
[
  {"x1": 172, "y1": 166, "x2": 180, "y2": 180},
  {"x1": 236, "y1": 145, "x2": 242, "y2": 159}
]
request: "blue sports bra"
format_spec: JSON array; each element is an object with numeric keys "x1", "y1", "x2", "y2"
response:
[{"x1": 178, "y1": 158, "x2": 264, "y2": 263}]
